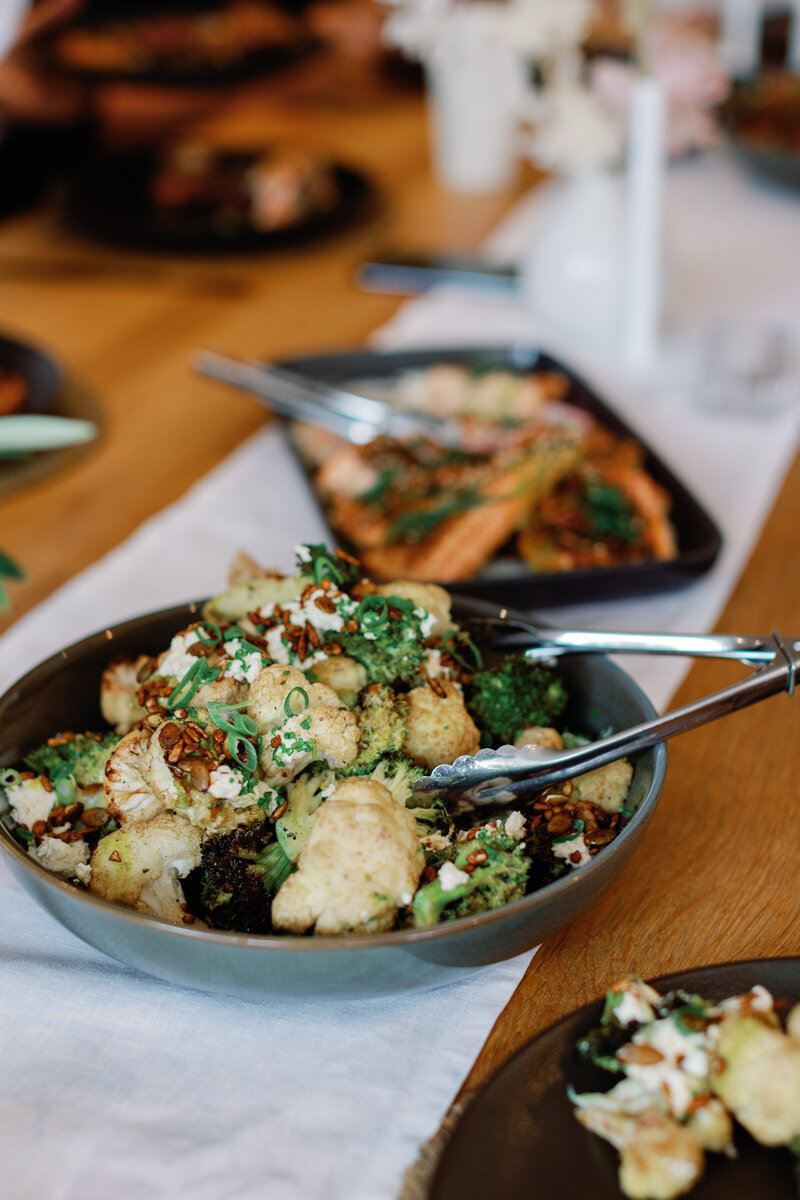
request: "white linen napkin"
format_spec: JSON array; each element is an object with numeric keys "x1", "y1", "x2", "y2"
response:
[{"x1": 1, "y1": 152, "x2": 799, "y2": 1200}]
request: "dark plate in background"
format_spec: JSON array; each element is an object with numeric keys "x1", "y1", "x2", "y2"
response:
[
  {"x1": 281, "y1": 345, "x2": 723, "y2": 608},
  {"x1": 430, "y1": 958, "x2": 800, "y2": 1200},
  {"x1": 51, "y1": 0, "x2": 318, "y2": 87},
  {"x1": 0, "y1": 334, "x2": 62, "y2": 418},
  {"x1": 721, "y1": 76, "x2": 800, "y2": 192},
  {"x1": 63, "y1": 152, "x2": 374, "y2": 253}
]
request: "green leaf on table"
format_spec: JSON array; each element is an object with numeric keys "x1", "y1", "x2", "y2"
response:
[{"x1": 0, "y1": 549, "x2": 24, "y2": 611}]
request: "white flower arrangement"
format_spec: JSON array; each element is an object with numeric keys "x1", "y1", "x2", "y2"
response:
[
  {"x1": 525, "y1": 78, "x2": 625, "y2": 175},
  {"x1": 381, "y1": 0, "x2": 591, "y2": 67}
]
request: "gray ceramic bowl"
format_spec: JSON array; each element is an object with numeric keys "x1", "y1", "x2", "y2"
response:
[{"x1": 0, "y1": 597, "x2": 666, "y2": 1001}]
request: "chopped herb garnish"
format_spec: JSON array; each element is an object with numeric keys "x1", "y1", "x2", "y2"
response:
[{"x1": 387, "y1": 488, "x2": 484, "y2": 545}]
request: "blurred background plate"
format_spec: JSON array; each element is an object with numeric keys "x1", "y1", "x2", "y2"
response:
[
  {"x1": 62, "y1": 148, "x2": 375, "y2": 253},
  {"x1": 280, "y1": 345, "x2": 723, "y2": 608},
  {"x1": 0, "y1": 337, "x2": 101, "y2": 497},
  {"x1": 49, "y1": 0, "x2": 319, "y2": 87},
  {"x1": 721, "y1": 73, "x2": 800, "y2": 192},
  {"x1": 429, "y1": 958, "x2": 800, "y2": 1200}
]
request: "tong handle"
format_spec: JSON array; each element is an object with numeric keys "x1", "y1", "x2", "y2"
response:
[
  {"x1": 468, "y1": 615, "x2": 780, "y2": 667},
  {"x1": 416, "y1": 633, "x2": 799, "y2": 806}
]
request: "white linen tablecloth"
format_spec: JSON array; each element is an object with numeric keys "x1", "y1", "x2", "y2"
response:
[{"x1": 1, "y1": 153, "x2": 799, "y2": 1200}]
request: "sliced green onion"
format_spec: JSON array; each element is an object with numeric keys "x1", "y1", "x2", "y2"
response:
[
  {"x1": 196, "y1": 621, "x2": 222, "y2": 646},
  {"x1": 207, "y1": 700, "x2": 259, "y2": 739},
  {"x1": 53, "y1": 775, "x2": 75, "y2": 804},
  {"x1": 442, "y1": 631, "x2": 484, "y2": 671},
  {"x1": 283, "y1": 686, "x2": 309, "y2": 719},
  {"x1": 358, "y1": 595, "x2": 389, "y2": 632},
  {"x1": 313, "y1": 553, "x2": 343, "y2": 586},
  {"x1": 0, "y1": 768, "x2": 21, "y2": 788},
  {"x1": 228, "y1": 733, "x2": 258, "y2": 775},
  {"x1": 166, "y1": 660, "x2": 204, "y2": 711}
]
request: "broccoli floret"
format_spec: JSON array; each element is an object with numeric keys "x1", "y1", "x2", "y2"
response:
[
  {"x1": 368, "y1": 754, "x2": 422, "y2": 804},
  {"x1": 332, "y1": 596, "x2": 429, "y2": 685},
  {"x1": 409, "y1": 827, "x2": 530, "y2": 927},
  {"x1": 193, "y1": 817, "x2": 293, "y2": 933},
  {"x1": 338, "y1": 685, "x2": 407, "y2": 776},
  {"x1": 24, "y1": 732, "x2": 120, "y2": 787},
  {"x1": 274, "y1": 768, "x2": 334, "y2": 863},
  {"x1": 466, "y1": 654, "x2": 568, "y2": 745},
  {"x1": 365, "y1": 754, "x2": 450, "y2": 839}
]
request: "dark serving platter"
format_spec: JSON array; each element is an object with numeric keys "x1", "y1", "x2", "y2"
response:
[
  {"x1": 720, "y1": 76, "x2": 800, "y2": 192},
  {"x1": 430, "y1": 958, "x2": 800, "y2": 1200},
  {"x1": 280, "y1": 345, "x2": 723, "y2": 608},
  {"x1": 62, "y1": 152, "x2": 374, "y2": 254},
  {"x1": 0, "y1": 334, "x2": 62, "y2": 418},
  {"x1": 51, "y1": 0, "x2": 318, "y2": 87}
]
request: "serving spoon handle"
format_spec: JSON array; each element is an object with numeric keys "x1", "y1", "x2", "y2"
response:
[{"x1": 415, "y1": 632, "x2": 800, "y2": 809}]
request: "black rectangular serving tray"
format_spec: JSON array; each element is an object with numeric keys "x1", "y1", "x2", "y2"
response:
[{"x1": 279, "y1": 344, "x2": 723, "y2": 608}]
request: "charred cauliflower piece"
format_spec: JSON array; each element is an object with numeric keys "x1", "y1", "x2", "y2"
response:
[
  {"x1": 573, "y1": 758, "x2": 634, "y2": 814},
  {"x1": 104, "y1": 727, "x2": 174, "y2": 823},
  {"x1": 574, "y1": 1105, "x2": 704, "y2": 1200},
  {"x1": 271, "y1": 778, "x2": 424, "y2": 935},
  {"x1": 249, "y1": 664, "x2": 360, "y2": 785},
  {"x1": 711, "y1": 1013, "x2": 800, "y2": 1146},
  {"x1": 375, "y1": 581, "x2": 453, "y2": 638},
  {"x1": 100, "y1": 654, "x2": 150, "y2": 734},
  {"x1": 90, "y1": 811, "x2": 202, "y2": 924},
  {"x1": 310, "y1": 655, "x2": 368, "y2": 708},
  {"x1": 402, "y1": 680, "x2": 480, "y2": 770}
]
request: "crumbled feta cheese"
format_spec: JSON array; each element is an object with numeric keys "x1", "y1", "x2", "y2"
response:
[
  {"x1": 401, "y1": 892, "x2": 413, "y2": 906},
  {"x1": 438, "y1": 861, "x2": 471, "y2": 892},
  {"x1": 553, "y1": 832, "x2": 591, "y2": 867},
  {"x1": 155, "y1": 630, "x2": 202, "y2": 680},
  {"x1": 504, "y1": 811, "x2": 526, "y2": 841},
  {"x1": 75, "y1": 861, "x2": 92, "y2": 886},
  {"x1": 421, "y1": 831, "x2": 452, "y2": 853},
  {"x1": 7, "y1": 777, "x2": 54, "y2": 829},
  {"x1": 626, "y1": 1017, "x2": 713, "y2": 1118},
  {"x1": 223, "y1": 640, "x2": 265, "y2": 684},
  {"x1": 28, "y1": 835, "x2": 90, "y2": 881},
  {"x1": 615, "y1": 989, "x2": 657, "y2": 1028},
  {"x1": 423, "y1": 649, "x2": 446, "y2": 680},
  {"x1": 208, "y1": 765, "x2": 245, "y2": 800},
  {"x1": 295, "y1": 544, "x2": 312, "y2": 563},
  {"x1": 414, "y1": 607, "x2": 436, "y2": 640}
]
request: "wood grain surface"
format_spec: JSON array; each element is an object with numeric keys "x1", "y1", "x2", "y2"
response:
[{"x1": 1, "y1": 74, "x2": 797, "y2": 1160}]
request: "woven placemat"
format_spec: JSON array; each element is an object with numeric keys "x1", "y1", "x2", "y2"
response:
[
  {"x1": 0, "y1": 376, "x2": 102, "y2": 499},
  {"x1": 397, "y1": 1095, "x2": 474, "y2": 1200}
]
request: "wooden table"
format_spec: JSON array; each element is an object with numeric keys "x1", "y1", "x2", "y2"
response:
[{"x1": 2, "y1": 72, "x2": 798, "y2": 1178}]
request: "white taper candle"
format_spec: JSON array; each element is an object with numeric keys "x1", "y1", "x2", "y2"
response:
[{"x1": 622, "y1": 75, "x2": 666, "y2": 371}]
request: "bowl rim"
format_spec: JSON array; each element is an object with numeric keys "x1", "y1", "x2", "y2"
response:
[{"x1": 0, "y1": 597, "x2": 667, "y2": 954}]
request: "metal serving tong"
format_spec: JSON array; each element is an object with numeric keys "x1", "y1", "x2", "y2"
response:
[
  {"x1": 414, "y1": 625, "x2": 800, "y2": 810},
  {"x1": 194, "y1": 349, "x2": 463, "y2": 448}
]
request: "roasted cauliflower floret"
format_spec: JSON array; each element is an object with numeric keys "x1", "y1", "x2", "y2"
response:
[
  {"x1": 263, "y1": 708, "x2": 359, "y2": 786},
  {"x1": 271, "y1": 778, "x2": 424, "y2": 935},
  {"x1": 310, "y1": 655, "x2": 368, "y2": 708},
  {"x1": 100, "y1": 654, "x2": 150, "y2": 734},
  {"x1": 711, "y1": 1013, "x2": 800, "y2": 1146},
  {"x1": 573, "y1": 758, "x2": 634, "y2": 813},
  {"x1": 574, "y1": 1106, "x2": 704, "y2": 1200},
  {"x1": 4, "y1": 775, "x2": 55, "y2": 829},
  {"x1": 203, "y1": 574, "x2": 306, "y2": 625},
  {"x1": 375, "y1": 581, "x2": 453, "y2": 638},
  {"x1": 104, "y1": 726, "x2": 186, "y2": 823},
  {"x1": 514, "y1": 725, "x2": 564, "y2": 751},
  {"x1": 248, "y1": 664, "x2": 343, "y2": 730},
  {"x1": 89, "y1": 811, "x2": 202, "y2": 924},
  {"x1": 402, "y1": 680, "x2": 480, "y2": 770},
  {"x1": 248, "y1": 664, "x2": 360, "y2": 784}
]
